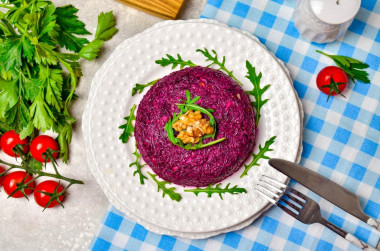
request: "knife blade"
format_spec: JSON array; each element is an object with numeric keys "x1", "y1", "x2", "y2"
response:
[{"x1": 268, "y1": 158, "x2": 380, "y2": 231}]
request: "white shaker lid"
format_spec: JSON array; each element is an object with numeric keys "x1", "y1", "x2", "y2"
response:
[{"x1": 309, "y1": 0, "x2": 361, "y2": 25}]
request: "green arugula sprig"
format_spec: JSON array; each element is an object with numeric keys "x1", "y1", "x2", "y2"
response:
[
  {"x1": 240, "y1": 136, "x2": 276, "y2": 178},
  {"x1": 131, "y1": 79, "x2": 159, "y2": 96},
  {"x1": 164, "y1": 90, "x2": 225, "y2": 150},
  {"x1": 196, "y1": 48, "x2": 243, "y2": 85},
  {"x1": 184, "y1": 183, "x2": 247, "y2": 199},
  {"x1": 0, "y1": 1, "x2": 117, "y2": 162},
  {"x1": 147, "y1": 172, "x2": 182, "y2": 202},
  {"x1": 119, "y1": 104, "x2": 136, "y2": 143},
  {"x1": 316, "y1": 50, "x2": 370, "y2": 84},
  {"x1": 245, "y1": 61, "x2": 269, "y2": 127},
  {"x1": 155, "y1": 54, "x2": 197, "y2": 69},
  {"x1": 130, "y1": 144, "x2": 148, "y2": 185}
]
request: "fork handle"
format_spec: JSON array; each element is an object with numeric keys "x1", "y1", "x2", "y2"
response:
[{"x1": 320, "y1": 218, "x2": 377, "y2": 250}]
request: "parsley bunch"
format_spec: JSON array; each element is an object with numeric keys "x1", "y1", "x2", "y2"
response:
[{"x1": 0, "y1": 0, "x2": 117, "y2": 162}]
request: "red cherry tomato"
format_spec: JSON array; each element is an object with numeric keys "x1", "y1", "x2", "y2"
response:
[
  {"x1": 316, "y1": 66, "x2": 348, "y2": 98},
  {"x1": 30, "y1": 135, "x2": 60, "y2": 162},
  {"x1": 0, "y1": 130, "x2": 29, "y2": 157},
  {"x1": 0, "y1": 166, "x2": 5, "y2": 186},
  {"x1": 3, "y1": 171, "x2": 35, "y2": 198},
  {"x1": 34, "y1": 180, "x2": 64, "y2": 208}
]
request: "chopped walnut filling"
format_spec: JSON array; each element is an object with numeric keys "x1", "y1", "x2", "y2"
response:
[{"x1": 172, "y1": 110, "x2": 214, "y2": 144}]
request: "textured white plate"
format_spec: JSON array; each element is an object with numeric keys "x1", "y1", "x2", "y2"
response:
[{"x1": 83, "y1": 19, "x2": 302, "y2": 235}]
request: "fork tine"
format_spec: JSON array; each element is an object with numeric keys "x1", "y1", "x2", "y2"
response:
[
  {"x1": 255, "y1": 188, "x2": 277, "y2": 205},
  {"x1": 257, "y1": 183, "x2": 281, "y2": 198},
  {"x1": 277, "y1": 202, "x2": 298, "y2": 218},
  {"x1": 262, "y1": 175, "x2": 287, "y2": 189},
  {"x1": 287, "y1": 187, "x2": 308, "y2": 202},
  {"x1": 284, "y1": 191, "x2": 305, "y2": 206},
  {"x1": 260, "y1": 179, "x2": 284, "y2": 194},
  {"x1": 279, "y1": 197, "x2": 301, "y2": 211}
]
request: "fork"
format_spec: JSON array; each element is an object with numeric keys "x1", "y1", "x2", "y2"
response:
[{"x1": 256, "y1": 175, "x2": 377, "y2": 251}]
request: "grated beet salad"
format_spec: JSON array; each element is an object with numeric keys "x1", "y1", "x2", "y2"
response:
[{"x1": 135, "y1": 66, "x2": 256, "y2": 187}]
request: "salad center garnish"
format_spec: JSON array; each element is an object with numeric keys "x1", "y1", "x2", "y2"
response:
[
  {"x1": 164, "y1": 90, "x2": 225, "y2": 150},
  {"x1": 172, "y1": 110, "x2": 214, "y2": 144}
]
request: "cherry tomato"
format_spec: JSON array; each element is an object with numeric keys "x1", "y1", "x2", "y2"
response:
[
  {"x1": 0, "y1": 130, "x2": 29, "y2": 157},
  {"x1": 34, "y1": 180, "x2": 64, "y2": 208},
  {"x1": 316, "y1": 66, "x2": 348, "y2": 99},
  {"x1": 30, "y1": 135, "x2": 60, "y2": 162},
  {"x1": 3, "y1": 171, "x2": 35, "y2": 198},
  {"x1": 0, "y1": 166, "x2": 5, "y2": 186}
]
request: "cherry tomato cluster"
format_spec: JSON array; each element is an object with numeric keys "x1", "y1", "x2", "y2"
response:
[{"x1": 0, "y1": 130, "x2": 65, "y2": 209}]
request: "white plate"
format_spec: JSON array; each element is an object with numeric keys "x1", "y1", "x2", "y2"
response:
[{"x1": 83, "y1": 19, "x2": 302, "y2": 235}]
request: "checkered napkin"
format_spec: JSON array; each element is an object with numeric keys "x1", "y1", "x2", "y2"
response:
[{"x1": 90, "y1": 0, "x2": 380, "y2": 250}]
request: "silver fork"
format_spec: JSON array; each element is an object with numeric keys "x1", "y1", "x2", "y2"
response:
[{"x1": 256, "y1": 175, "x2": 378, "y2": 251}]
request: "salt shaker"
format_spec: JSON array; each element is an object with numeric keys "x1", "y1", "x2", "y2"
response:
[{"x1": 293, "y1": 0, "x2": 361, "y2": 43}]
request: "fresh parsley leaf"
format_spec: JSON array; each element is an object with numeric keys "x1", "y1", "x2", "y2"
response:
[
  {"x1": 316, "y1": 50, "x2": 370, "y2": 84},
  {"x1": 29, "y1": 93, "x2": 55, "y2": 132},
  {"x1": 184, "y1": 183, "x2": 247, "y2": 199},
  {"x1": 95, "y1": 11, "x2": 117, "y2": 41},
  {"x1": 196, "y1": 48, "x2": 243, "y2": 85},
  {"x1": 54, "y1": 5, "x2": 90, "y2": 52},
  {"x1": 148, "y1": 172, "x2": 182, "y2": 202},
  {"x1": 155, "y1": 54, "x2": 197, "y2": 69},
  {"x1": 245, "y1": 61, "x2": 269, "y2": 126},
  {"x1": 240, "y1": 136, "x2": 276, "y2": 178},
  {"x1": 0, "y1": 78, "x2": 18, "y2": 118},
  {"x1": 119, "y1": 104, "x2": 136, "y2": 143},
  {"x1": 5, "y1": 97, "x2": 30, "y2": 133},
  {"x1": 79, "y1": 39, "x2": 104, "y2": 61},
  {"x1": 0, "y1": 36, "x2": 23, "y2": 71},
  {"x1": 79, "y1": 11, "x2": 118, "y2": 61},
  {"x1": 40, "y1": 66, "x2": 63, "y2": 110}
]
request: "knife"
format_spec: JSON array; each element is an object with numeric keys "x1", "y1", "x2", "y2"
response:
[{"x1": 268, "y1": 158, "x2": 380, "y2": 231}]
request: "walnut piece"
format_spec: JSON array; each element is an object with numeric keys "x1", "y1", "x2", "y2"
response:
[{"x1": 172, "y1": 110, "x2": 214, "y2": 144}]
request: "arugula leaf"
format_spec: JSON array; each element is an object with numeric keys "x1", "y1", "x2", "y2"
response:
[
  {"x1": 155, "y1": 54, "x2": 197, "y2": 69},
  {"x1": 95, "y1": 11, "x2": 117, "y2": 41},
  {"x1": 240, "y1": 136, "x2": 276, "y2": 178},
  {"x1": 184, "y1": 183, "x2": 247, "y2": 200},
  {"x1": 245, "y1": 61, "x2": 269, "y2": 126},
  {"x1": 119, "y1": 104, "x2": 136, "y2": 143},
  {"x1": 54, "y1": 5, "x2": 90, "y2": 52},
  {"x1": 196, "y1": 48, "x2": 243, "y2": 85},
  {"x1": 131, "y1": 79, "x2": 158, "y2": 96},
  {"x1": 148, "y1": 172, "x2": 182, "y2": 202},
  {"x1": 129, "y1": 144, "x2": 148, "y2": 185},
  {"x1": 316, "y1": 50, "x2": 370, "y2": 83}
]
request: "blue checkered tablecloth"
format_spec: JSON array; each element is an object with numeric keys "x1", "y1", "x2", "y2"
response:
[{"x1": 89, "y1": 0, "x2": 380, "y2": 250}]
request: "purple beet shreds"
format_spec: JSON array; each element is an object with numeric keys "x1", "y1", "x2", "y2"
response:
[{"x1": 135, "y1": 66, "x2": 256, "y2": 187}]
